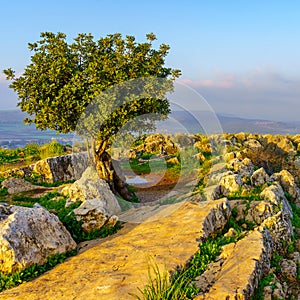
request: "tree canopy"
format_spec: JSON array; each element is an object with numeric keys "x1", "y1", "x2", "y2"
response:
[
  {"x1": 3, "y1": 32, "x2": 181, "y2": 199},
  {"x1": 4, "y1": 32, "x2": 181, "y2": 136}
]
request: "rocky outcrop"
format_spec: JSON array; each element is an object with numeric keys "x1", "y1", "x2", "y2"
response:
[
  {"x1": 197, "y1": 146, "x2": 298, "y2": 298},
  {"x1": 227, "y1": 157, "x2": 254, "y2": 177},
  {"x1": 0, "y1": 203, "x2": 76, "y2": 274},
  {"x1": 200, "y1": 198, "x2": 231, "y2": 237},
  {"x1": 270, "y1": 170, "x2": 300, "y2": 202},
  {"x1": 0, "y1": 168, "x2": 26, "y2": 179},
  {"x1": 0, "y1": 153, "x2": 89, "y2": 183},
  {"x1": 194, "y1": 229, "x2": 273, "y2": 300},
  {"x1": 279, "y1": 259, "x2": 298, "y2": 282},
  {"x1": 260, "y1": 182, "x2": 293, "y2": 217},
  {"x1": 68, "y1": 167, "x2": 121, "y2": 232},
  {"x1": 33, "y1": 152, "x2": 89, "y2": 183},
  {"x1": 135, "y1": 133, "x2": 178, "y2": 155},
  {"x1": 211, "y1": 172, "x2": 242, "y2": 199},
  {"x1": 0, "y1": 199, "x2": 231, "y2": 300},
  {"x1": 251, "y1": 167, "x2": 270, "y2": 186},
  {"x1": 259, "y1": 211, "x2": 293, "y2": 254}
]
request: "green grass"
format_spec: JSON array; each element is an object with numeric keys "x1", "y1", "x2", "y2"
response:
[
  {"x1": 227, "y1": 185, "x2": 263, "y2": 201},
  {"x1": 131, "y1": 219, "x2": 243, "y2": 300},
  {"x1": 129, "y1": 262, "x2": 191, "y2": 300},
  {"x1": 251, "y1": 273, "x2": 275, "y2": 300},
  {"x1": 0, "y1": 141, "x2": 67, "y2": 169},
  {"x1": 0, "y1": 250, "x2": 76, "y2": 292},
  {"x1": 290, "y1": 202, "x2": 300, "y2": 229}
]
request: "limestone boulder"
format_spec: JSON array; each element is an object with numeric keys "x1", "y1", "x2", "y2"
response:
[
  {"x1": 32, "y1": 152, "x2": 88, "y2": 183},
  {"x1": 271, "y1": 170, "x2": 300, "y2": 201},
  {"x1": 194, "y1": 141, "x2": 213, "y2": 154},
  {"x1": 68, "y1": 167, "x2": 120, "y2": 211},
  {"x1": 263, "y1": 274, "x2": 286, "y2": 300},
  {"x1": 136, "y1": 134, "x2": 178, "y2": 155},
  {"x1": 0, "y1": 168, "x2": 26, "y2": 179},
  {"x1": 73, "y1": 199, "x2": 119, "y2": 232},
  {"x1": 263, "y1": 134, "x2": 296, "y2": 155},
  {"x1": 260, "y1": 183, "x2": 293, "y2": 217},
  {"x1": 68, "y1": 167, "x2": 121, "y2": 232},
  {"x1": 259, "y1": 211, "x2": 293, "y2": 254},
  {"x1": 1, "y1": 178, "x2": 44, "y2": 194},
  {"x1": 163, "y1": 139, "x2": 178, "y2": 155},
  {"x1": 166, "y1": 157, "x2": 180, "y2": 165},
  {"x1": 0, "y1": 203, "x2": 76, "y2": 274},
  {"x1": 227, "y1": 158, "x2": 254, "y2": 177},
  {"x1": 251, "y1": 167, "x2": 269, "y2": 186},
  {"x1": 244, "y1": 138, "x2": 262, "y2": 150},
  {"x1": 194, "y1": 229, "x2": 273, "y2": 300},
  {"x1": 234, "y1": 132, "x2": 247, "y2": 142},
  {"x1": 201, "y1": 198, "x2": 231, "y2": 237},
  {"x1": 219, "y1": 173, "x2": 243, "y2": 197},
  {"x1": 245, "y1": 200, "x2": 275, "y2": 225},
  {"x1": 174, "y1": 133, "x2": 195, "y2": 147},
  {"x1": 194, "y1": 152, "x2": 206, "y2": 163},
  {"x1": 224, "y1": 152, "x2": 235, "y2": 162}
]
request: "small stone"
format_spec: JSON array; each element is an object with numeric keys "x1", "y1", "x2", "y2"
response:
[
  {"x1": 289, "y1": 251, "x2": 300, "y2": 264},
  {"x1": 1, "y1": 178, "x2": 41, "y2": 194},
  {"x1": 279, "y1": 259, "x2": 297, "y2": 282},
  {"x1": 166, "y1": 157, "x2": 180, "y2": 165},
  {"x1": 224, "y1": 228, "x2": 236, "y2": 238}
]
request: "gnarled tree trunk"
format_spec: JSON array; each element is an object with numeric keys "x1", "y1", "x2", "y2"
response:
[{"x1": 91, "y1": 138, "x2": 134, "y2": 201}]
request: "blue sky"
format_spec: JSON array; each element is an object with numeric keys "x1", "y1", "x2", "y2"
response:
[{"x1": 0, "y1": 0, "x2": 300, "y2": 121}]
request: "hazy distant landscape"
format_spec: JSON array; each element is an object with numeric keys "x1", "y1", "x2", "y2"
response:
[
  {"x1": 1, "y1": 109, "x2": 299, "y2": 149},
  {"x1": 0, "y1": 110, "x2": 74, "y2": 148}
]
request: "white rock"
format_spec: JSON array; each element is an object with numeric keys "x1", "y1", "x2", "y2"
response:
[
  {"x1": 73, "y1": 199, "x2": 119, "y2": 232},
  {"x1": 260, "y1": 183, "x2": 293, "y2": 217},
  {"x1": 0, "y1": 203, "x2": 76, "y2": 274},
  {"x1": 1, "y1": 178, "x2": 43, "y2": 194},
  {"x1": 68, "y1": 167, "x2": 121, "y2": 232}
]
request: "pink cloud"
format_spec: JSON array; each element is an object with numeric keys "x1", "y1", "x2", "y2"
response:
[
  {"x1": 180, "y1": 67, "x2": 299, "y2": 91},
  {"x1": 180, "y1": 78, "x2": 234, "y2": 89}
]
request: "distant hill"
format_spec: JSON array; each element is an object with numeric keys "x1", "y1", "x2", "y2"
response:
[
  {"x1": 0, "y1": 110, "x2": 299, "y2": 148},
  {"x1": 158, "y1": 110, "x2": 300, "y2": 135},
  {"x1": 0, "y1": 110, "x2": 73, "y2": 148}
]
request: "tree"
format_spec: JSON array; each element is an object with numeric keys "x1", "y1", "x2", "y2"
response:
[{"x1": 3, "y1": 32, "x2": 181, "y2": 200}]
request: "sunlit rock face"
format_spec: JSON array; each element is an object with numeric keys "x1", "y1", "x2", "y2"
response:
[{"x1": 0, "y1": 203, "x2": 76, "y2": 274}]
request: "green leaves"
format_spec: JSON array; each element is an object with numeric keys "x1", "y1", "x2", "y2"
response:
[{"x1": 3, "y1": 32, "x2": 180, "y2": 140}]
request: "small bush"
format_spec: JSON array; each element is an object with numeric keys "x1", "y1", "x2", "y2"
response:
[
  {"x1": 129, "y1": 262, "x2": 190, "y2": 300},
  {"x1": 39, "y1": 140, "x2": 65, "y2": 159}
]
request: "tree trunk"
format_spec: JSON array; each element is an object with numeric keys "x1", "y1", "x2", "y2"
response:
[{"x1": 91, "y1": 139, "x2": 134, "y2": 201}]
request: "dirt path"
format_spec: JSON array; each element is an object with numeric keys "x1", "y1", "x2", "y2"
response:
[
  {"x1": 0, "y1": 199, "x2": 229, "y2": 300},
  {"x1": 127, "y1": 168, "x2": 197, "y2": 203}
]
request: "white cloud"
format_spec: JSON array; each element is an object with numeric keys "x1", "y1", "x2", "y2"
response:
[{"x1": 179, "y1": 67, "x2": 300, "y2": 122}]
